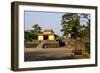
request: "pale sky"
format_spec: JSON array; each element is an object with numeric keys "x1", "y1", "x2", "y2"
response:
[
  {"x1": 24, "y1": 11, "x2": 64, "y2": 36},
  {"x1": 24, "y1": 11, "x2": 90, "y2": 36}
]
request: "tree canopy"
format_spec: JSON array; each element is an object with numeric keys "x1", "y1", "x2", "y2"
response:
[
  {"x1": 25, "y1": 24, "x2": 42, "y2": 42},
  {"x1": 61, "y1": 13, "x2": 90, "y2": 39}
]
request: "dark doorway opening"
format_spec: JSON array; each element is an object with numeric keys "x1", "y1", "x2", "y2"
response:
[{"x1": 44, "y1": 35, "x2": 48, "y2": 40}]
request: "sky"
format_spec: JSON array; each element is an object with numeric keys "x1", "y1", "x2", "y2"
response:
[
  {"x1": 24, "y1": 11, "x2": 90, "y2": 36},
  {"x1": 24, "y1": 11, "x2": 64, "y2": 36}
]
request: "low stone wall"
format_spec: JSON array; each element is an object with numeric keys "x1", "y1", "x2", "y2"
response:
[
  {"x1": 25, "y1": 41, "x2": 40, "y2": 48},
  {"x1": 43, "y1": 41, "x2": 59, "y2": 48}
]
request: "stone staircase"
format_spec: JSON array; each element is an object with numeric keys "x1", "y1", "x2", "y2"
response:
[{"x1": 36, "y1": 40, "x2": 47, "y2": 48}]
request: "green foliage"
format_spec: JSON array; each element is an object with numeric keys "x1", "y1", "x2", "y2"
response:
[
  {"x1": 25, "y1": 24, "x2": 41, "y2": 42},
  {"x1": 32, "y1": 24, "x2": 41, "y2": 33},
  {"x1": 61, "y1": 13, "x2": 90, "y2": 53},
  {"x1": 85, "y1": 42, "x2": 90, "y2": 53},
  {"x1": 61, "y1": 13, "x2": 90, "y2": 39},
  {"x1": 57, "y1": 36, "x2": 65, "y2": 41},
  {"x1": 25, "y1": 31, "x2": 37, "y2": 42}
]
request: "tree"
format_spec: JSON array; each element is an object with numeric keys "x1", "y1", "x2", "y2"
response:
[
  {"x1": 61, "y1": 13, "x2": 90, "y2": 53},
  {"x1": 32, "y1": 24, "x2": 41, "y2": 33},
  {"x1": 61, "y1": 13, "x2": 90, "y2": 39},
  {"x1": 61, "y1": 13, "x2": 80, "y2": 39},
  {"x1": 24, "y1": 30, "x2": 33, "y2": 42},
  {"x1": 25, "y1": 24, "x2": 42, "y2": 42}
]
